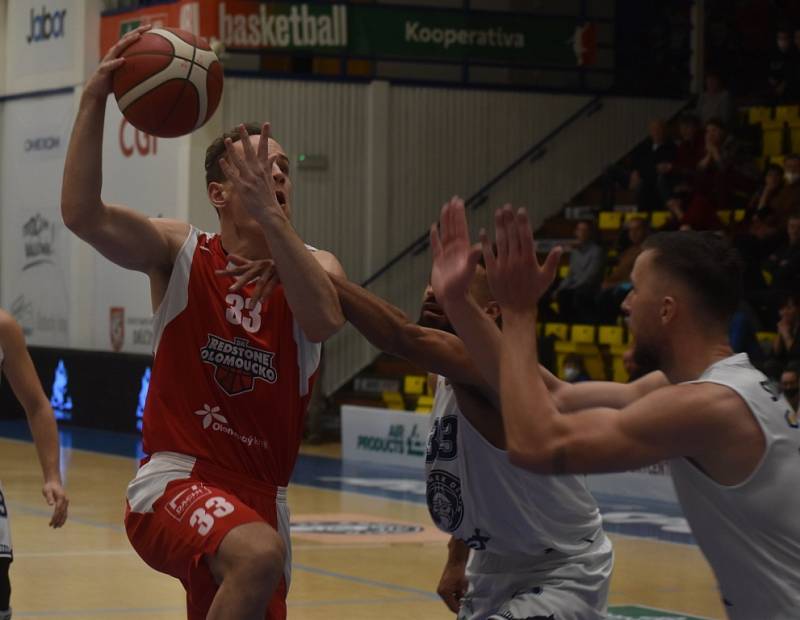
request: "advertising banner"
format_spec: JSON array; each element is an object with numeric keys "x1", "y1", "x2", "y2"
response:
[
  {"x1": 92, "y1": 98, "x2": 189, "y2": 353},
  {"x1": 341, "y1": 405, "x2": 430, "y2": 470},
  {"x1": 101, "y1": 1, "x2": 595, "y2": 68},
  {"x1": 0, "y1": 92, "x2": 74, "y2": 346},
  {"x1": 4, "y1": 0, "x2": 93, "y2": 95}
]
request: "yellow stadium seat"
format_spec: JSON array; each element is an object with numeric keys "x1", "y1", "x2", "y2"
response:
[
  {"x1": 733, "y1": 209, "x2": 745, "y2": 223},
  {"x1": 415, "y1": 395, "x2": 434, "y2": 413},
  {"x1": 762, "y1": 270, "x2": 773, "y2": 286},
  {"x1": 789, "y1": 125, "x2": 800, "y2": 154},
  {"x1": 558, "y1": 265, "x2": 570, "y2": 279},
  {"x1": 624, "y1": 213, "x2": 646, "y2": 224},
  {"x1": 571, "y1": 324, "x2": 596, "y2": 344},
  {"x1": 776, "y1": 105, "x2": 800, "y2": 123},
  {"x1": 403, "y1": 375, "x2": 427, "y2": 396},
  {"x1": 544, "y1": 323, "x2": 568, "y2": 340},
  {"x1": 770, "y1": 154, "x2": 786, "y2": 168},
  {"x1": 716, "y1": 210, "x2": 731, "y2": 225},
  {"x1": 650, "y1": 211, "x2": 670, "y2": 228},
  {"x1": 762, "y1": 121, "x2": 785, "y2": 157},
  {"x1": 598, "y1": 325, "x2": 624, "y2": 346},
  {"x1": 748, "y1": 106, "x2": 772, "y2": 124},
  {"x1": 756, "y1": 331, "x2": 777, "y2": 346},
  {"x1": 382, "y1": 391, "x2": 405, "y2": 410},
  {"x1": 612, "y1": 354, "x2": 629, "y2": 383},
  {"x1": 598, "y1": 211, "x2": 622, "y2": 230}
]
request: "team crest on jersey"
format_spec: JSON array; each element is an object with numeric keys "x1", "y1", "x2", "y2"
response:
[
  {"x1": 426, "y1": 470, "x2": 464, "y2": 533},
  {"x1": 200, "y1": 334, "x2": 278, "y2": 396}
]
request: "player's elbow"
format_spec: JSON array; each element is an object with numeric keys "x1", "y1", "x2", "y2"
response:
[
  {"x1": 304, "y1": 310, "x2": 345, "y2": 343},
  {"x1": 61, "y1": 199, "x2": 102, "y2": 237},
  {"x1": 506, "y1": 425, "x2": 567, "y2": 475}
]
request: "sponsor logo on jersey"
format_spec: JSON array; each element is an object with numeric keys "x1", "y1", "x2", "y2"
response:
[
  {"x1": 426, "y1": 469, "x2": 464, "y2": 533},
  {"x1": 193, "y1": 403, "x2": 270, "y2": 450},
  {"x1": 200, "y1": 334, "x2": 277, "y2": 396},
  {"x1": 165, "y1": 484, "x2": 212, "y2": 522}
]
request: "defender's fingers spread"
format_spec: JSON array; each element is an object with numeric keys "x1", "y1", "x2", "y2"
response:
[
  {"x1": 430, "y1": 223, "x2": 443, "y2": 257},
  {"x1": 495, "y1": 209, "x2": 508, "y2": 258}
]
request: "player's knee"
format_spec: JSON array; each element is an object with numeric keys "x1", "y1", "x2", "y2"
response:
[
  {"x1": 241, "y1": 526, "x2": 285, "y2": 583},
  {"x1": 216, "y1": 523, "x2": 285, "y2": 589}
]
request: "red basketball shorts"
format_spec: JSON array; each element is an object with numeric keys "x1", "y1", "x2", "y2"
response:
[{"x1": 124, "y1": 452, "x2": 291, "y2": 619}]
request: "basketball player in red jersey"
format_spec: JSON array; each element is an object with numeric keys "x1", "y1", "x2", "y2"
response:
[{"x1": 61, "y1": 27, "x2": 345, "y2": 620}]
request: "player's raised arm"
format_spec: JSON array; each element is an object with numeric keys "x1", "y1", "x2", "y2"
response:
[
  {"x1": 331, "y1": 275, "x2": 488, "y2": 388},
  {"x1": 219, "y1": 123, "x2": 344, "y2": 342},
  {"x1": 61, "y1": 25, "x2": 188, "y2": 276}
]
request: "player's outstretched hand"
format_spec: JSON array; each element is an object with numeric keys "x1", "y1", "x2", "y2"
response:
[
  {"x1": 219, "y1": 123, "x2": 282, "y2": 226},
  {"x1": 84, "y1": 24, "x2": 151, "y2": 102},
  {"x1": 481, "y1": 205, "x2": 561, "y2": 316},
  {"x1": 215, "y1": 254, "x2": 279, "y2": 303},
  {"x1": 436, "y1": 558, "x2": 468, "y2": 613},
  {"x1": 43, "y1": 480, "x2": 68, "y2": 528},
  {"x1": 430, "y1": 196, "x2": 482, "y2": 305}
]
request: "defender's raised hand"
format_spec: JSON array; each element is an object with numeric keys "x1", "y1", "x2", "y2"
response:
[
  {"x1": 219, "y1": 123, "x2": 283, "y2": 226},
  {"x1": 480, "y1": 206, "x2": 561, "y2": 316},
  {"x1": 430, "y1": 197, "x2": 482, "y2": 304}
]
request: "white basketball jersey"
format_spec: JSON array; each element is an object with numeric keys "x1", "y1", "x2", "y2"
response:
[
  {"x1": 672, "y1": 353, "x2": 800, "y2": 619},
  {"x1": 425, "y1": 376, "x2": 603, "y2": 556}
]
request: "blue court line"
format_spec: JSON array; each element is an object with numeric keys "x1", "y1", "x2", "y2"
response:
[{"x1": 293, "y1": 563, "x2": 439, "y2": 600}]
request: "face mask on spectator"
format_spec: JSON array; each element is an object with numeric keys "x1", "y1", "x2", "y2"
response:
[
  {"x1": 785, "y1": 172, "x2": 799, "y2": 184},
  {"x1": 564, "y1": 365, "x2": 581, "y2": 382}
]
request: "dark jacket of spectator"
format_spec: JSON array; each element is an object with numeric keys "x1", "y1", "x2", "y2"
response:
[
  {"x1": 696, "y1": 73, "x2": 734, "y2": 126},
  {"x1": 766, "y1": 213, "x2": 800, "y2": 292}
]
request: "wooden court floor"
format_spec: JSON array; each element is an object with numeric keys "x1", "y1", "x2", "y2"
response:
[{"x1": 0, "y1": 434, "x2": 725, "y2": 619}]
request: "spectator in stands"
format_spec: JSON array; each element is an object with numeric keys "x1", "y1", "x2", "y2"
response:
[
  {"x1": 771, "y1": 293, "x2": 800, "y2": 366},
  {"x1": 747, "y1": 163, "x2": 784, "y2": 219},
  {"x1": 765, "y1": 211, "x2": 800, "y2": 292},
  {"x1": 768, "y1": 26, "x2": 799, "y2": 101},
  {"x1": 630, "y1": 118, "x2": 677, "y2": 211},
  {"x1": 771, "y1": 155, "x2": 800, "y2": 225},
  {"x1": 562, "y1": 353, "x2": 591, "y2": 383},
  {"x1": 552, "y1": 220, "x2": 604, "y2": 324},
  {"x1": 781, "y1": 363, "x2": 800, "y2": 413},
  {"x1": 595, "y1": 217, "x2": 649, "y2": 324},
  {"x1": 696, "y1": 118, "x2": 737, "y2": 211},
  {"x1": 696, "y1": 72, "x2": 734, "y2": 126},
  {"x1": 622, "y1": 347, "x2": 643, "y2": 381},
  {"x1": 698, "y1": 118, "x2": 736, "y2": 173},
  {"x1": 674, "y1": 114, "x2": 705, "y2": 179},
  {"x1": 729, "y1": 302, "x2": 765, "y2": 366},
  {"x1": 663, "y1": 186, "x2": 723, "y2": 231}
]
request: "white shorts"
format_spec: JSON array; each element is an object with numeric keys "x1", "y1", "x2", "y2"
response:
[
  {"x1": 0, "y1": 481, "x2": 11, "y2": 560},
  {"x1": 458, "y1": 534, "x2": 613, "y2": 620}
]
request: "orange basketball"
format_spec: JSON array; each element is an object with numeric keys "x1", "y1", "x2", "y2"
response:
[{"x1": 112, "y1": 27, "x2": 223, "y2": 138}]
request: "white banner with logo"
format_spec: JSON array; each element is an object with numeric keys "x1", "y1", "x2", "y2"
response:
[
  {"x1": 4, "y1": 0, "x2": 97, "y2": 96},
  {"x1": 92, "y1": 98, "x2": 190, "y2": 353},
  {"x1": 0, "y1": 92, "x2": 74, "y2": 345},
  {"x1": 341, "y1": 405, "x2": 430, "y2": 470}
]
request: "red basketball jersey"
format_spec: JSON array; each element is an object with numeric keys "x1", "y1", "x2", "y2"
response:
[{"x1": 141, "y1": 228, "x2": 321, "y2": 486}]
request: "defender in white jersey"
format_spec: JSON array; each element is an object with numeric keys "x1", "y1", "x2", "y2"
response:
[
  {"x1": 0, "y1": 310, "x2": 68, "y2": 620},
  {"x1": 331, "y1": 259, "x2": 666, "y2": 619},
  {"x1": 431, "y1": 199, "x2": 800, "y2": 619}
]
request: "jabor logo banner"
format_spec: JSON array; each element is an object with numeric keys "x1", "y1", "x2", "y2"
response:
[{"x1": 5, "y1": 0, "x2": 77, "y2": 93}]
